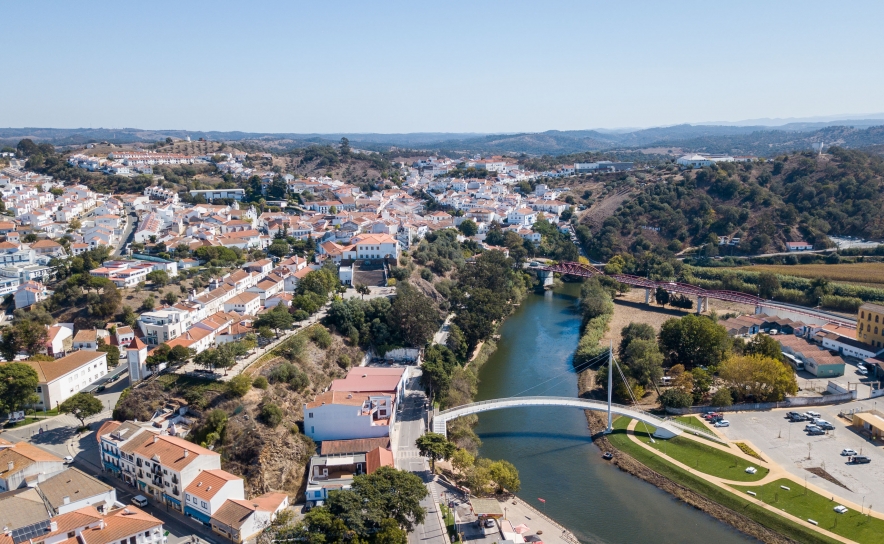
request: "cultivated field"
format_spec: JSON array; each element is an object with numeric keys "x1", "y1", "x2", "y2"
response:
[{"x1": 739, "y1": 262, "x2": 884, "y2": 289}]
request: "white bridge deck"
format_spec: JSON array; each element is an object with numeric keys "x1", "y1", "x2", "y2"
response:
[{"x1": 432, "y1": 396, "x2": 723, "y2": 441}]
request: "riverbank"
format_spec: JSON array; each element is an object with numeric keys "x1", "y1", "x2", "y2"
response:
[{"x1": 584, "y1": 411, "x2": 801, "y2": 544}]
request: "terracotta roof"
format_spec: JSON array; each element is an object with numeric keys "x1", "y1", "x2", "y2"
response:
[
  {"x1": 43, "y1": 506, "x2": 103, "y2": 540},
  {"x1": 184, "y1": 469, "x2": 243, "y2": 502},
  {"x1": 131, "y1": 434, "x2": 218, "y2": 471},
  {"x1": 30, "y1": 239, "x2": 62, "y2": 248},
  {"x1": 212, "y1": 494, "x2": 287, "y2": 529},
  {"x1": 365, "y1": 447, "x2": 394, "y2": 474},
  {"x1": 305, "y1": 391, "x2": 376, "y2": 409},
  {"x1": 329, "y1": 367, "x2": 405, "y2": 394},
  {"x1": 80, "y1": 506, "x2": 162, "y2": 544},
  {"x1": 8, "y1": 351, "x2": 106, "y2": 383},
  {"x1": 320, "y1": 437, "x2": 391, "y2": 456},
  {"x1": 73, "y1": 329, "x2": 98, "y2": 343},
  {"x1": 128, "y1": 337, "x2": 147, "y2": 350},
  {"x1": 38, "y1": 468, "x2": 114, "y2": 510}
]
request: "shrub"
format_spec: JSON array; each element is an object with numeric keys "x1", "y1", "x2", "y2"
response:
[
  {"x1": 710, "y1": 387, "x2": 733, "y2": 407},
  {"x1": 252, "y1": 376, "x2": 269, "y2": 389},
  {"x1": 659, "y1": 388, "x2": 693, "y2": 409},
  {"x1": 337, "y1": 354, "x2": 351, "y2": 369},
  {"x1": 260, "y1": 403, "x2": 283, "y2": 427},
  {"x1": 311, "y1": 326, "x2": 333, "y2": 349},
  {"x1": 227, "y1": 375, "x2": 251, "y2": 397}
]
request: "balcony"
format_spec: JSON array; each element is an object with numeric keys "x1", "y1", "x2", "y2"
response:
[{"x1": 171, "y1": 475, "x2": 178, "y2": 485}]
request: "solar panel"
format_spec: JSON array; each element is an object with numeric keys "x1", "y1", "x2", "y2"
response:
[{"x1": 11, "y1": 520, "x2": 50, "y2": 544}]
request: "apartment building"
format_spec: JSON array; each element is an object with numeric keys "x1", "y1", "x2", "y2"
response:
[
  {"x1": 182, "y1": 469, "x2": 245, "y2": 525},
  {"x1": 123, "y1": 433, "x2": 221, "y2": 513},
  {"x1": 858, "y1": 303, "x2": 884, "y2": 349},
  {"x1": 9, "y1": 351, "x2": 108, "y2": 409}
]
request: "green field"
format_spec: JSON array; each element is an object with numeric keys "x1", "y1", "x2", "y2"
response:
[
  {"x1": 607, "y1": 417, "x2": 839, "y2": 544},
  {"x1": 733, "y1": 479, "x2": 884, "y2": 543},
  {"x1": 625, "y1": 418, "x2": 768, "y2": 482}
]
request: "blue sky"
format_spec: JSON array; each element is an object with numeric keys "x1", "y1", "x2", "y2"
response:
[{"x1": 3, "y1": 1, "x2": 883, "y2": 133}]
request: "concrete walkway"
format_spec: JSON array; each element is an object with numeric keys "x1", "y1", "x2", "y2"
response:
[{"x1": 623, "y1": 419, "x2": 881, "y2": 544}]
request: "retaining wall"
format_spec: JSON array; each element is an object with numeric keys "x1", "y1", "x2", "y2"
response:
[{"x1": 665, "y1": 391, "x2": 856, "y2": 415}]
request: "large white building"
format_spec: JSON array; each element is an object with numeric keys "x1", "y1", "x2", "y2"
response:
[
  {"x1": 341, "y1": 233, "x2": 400, "y2": 262},
  {"x1": 6, "y1": 351, "x2": 108, "y2": 410}
]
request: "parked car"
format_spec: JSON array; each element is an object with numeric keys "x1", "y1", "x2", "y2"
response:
[
  {"x1": 804, "y1": 424, "x2": 821, "y2": 432},
  {"x1": 131, "y1": 495, "x2": 148, "y2": 507},
  {"x1": 714, "y1": 420, "x2": 730, "y2": 427},
  {"x1": 834, "y1": 505, "x2": 848, "y2": 514},
  {"x1": 851, "y1": 456, "x2": 872, "y2": 464},
  {"x1": 807, "y1": 428, "x2": 826, "y2": 436},
  {"x1": 63, "y1": 455, "x2": 74, "y2": 464},
  {"x1": 857, "y1": 367, "x2": 868, "y2": 375},
  {"x1": 806, "y1": 411, "x2": 821, "y2": 419},
  {"x1": 745, "y1": 467, "x2": 757, "y2": 474},
  {"x1": 483, "y1": 519, "x2": 496, "y2": 529},
  {"x1": 96, "y1": 384, "x2": 106, "y2": 392},
  {"x1": 785, "y1": 411, "x2": 802, "y2": 420},
  {"x1": 841, "y1": 449, "x2": 858, "y2": 456},
  {"x1": 817, "y1": 422, "x2": 835, "y2": 430}
]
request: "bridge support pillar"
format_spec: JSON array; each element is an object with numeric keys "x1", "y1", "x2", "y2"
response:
[
  {"x1": 538, "y1": 270, "x2": 555, "y2": 289},
  {"x1": 645, "y1": 288, "x2": 651, "y2": 304},
  {"x1": 696, "y1": 296, "x2": 708, "y2": 314}
]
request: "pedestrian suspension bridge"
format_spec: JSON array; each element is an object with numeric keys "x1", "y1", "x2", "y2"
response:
[{"x1": 431, "y1": 348, "x2": 726, "y2": 443}]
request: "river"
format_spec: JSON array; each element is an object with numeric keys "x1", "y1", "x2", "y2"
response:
[{"x1": 473, "y1": 283, "x2": 754, "y2": 544}]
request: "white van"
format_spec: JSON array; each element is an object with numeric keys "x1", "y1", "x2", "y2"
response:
[{"x1": 131, "y1": 495, "x2": 148, "y2": 507}]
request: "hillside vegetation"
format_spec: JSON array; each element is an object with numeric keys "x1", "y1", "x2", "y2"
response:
[{"x1": 583, "y1": 148, "x2": 884, "y2": 261}]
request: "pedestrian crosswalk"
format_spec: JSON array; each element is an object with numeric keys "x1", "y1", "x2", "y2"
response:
[{"x1": 397, "y1": 448, "x2": 423, "y2": 459}]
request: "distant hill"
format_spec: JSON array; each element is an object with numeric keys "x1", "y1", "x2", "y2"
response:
[{"x1": 4, "y1": 120, "x2": 884, "y2": 157}]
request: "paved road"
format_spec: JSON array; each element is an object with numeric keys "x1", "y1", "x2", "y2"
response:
[
  {"x1": 113, "y1": 211, "x2": 138, "y2": 257},
  {"x1": 394, "y1": 370, "x2": 447, "y2": 544}
]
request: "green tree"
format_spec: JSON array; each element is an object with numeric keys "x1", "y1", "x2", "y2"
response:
[
  {"x1": 415, "y1": 432, "x2": 455, "y2": 472},
  {"x1": 710, "y1": 387, "x2": 733, "y2": 407},
  {"x1": 654, "y1": 287, "x2": 670, "y2": 307},
  {"x1": 718, "y1": 354, "x2": 797, "y2": 402},
  {"x1": 206, "y1": 409, "x2": 228, "y2": 434},
  {"x1": 489, "y1": 459, "x2": 520, "y2": 493},
  {"x1": 162, "y1": 291, "x2": 178, "y2": 306},
  {"x1": 354, "y1": 283, "x2": 371, "y2": 300},
  {"x1": 146, "y1": 270, "x2": 169, "y2": 287},
  {"x1": 579, "y1": 278, "x2": 614, "y2": 319},
  {"x1": 745, "y1": 334, "x2": 783, "y2": 361},
  {"x1": 59, "y1": 392, "x2": 103, "y2": 427},
  {"x1": 457, "y1": 219, "x2": 478, "y2": 237},
  {"x1": 658, "y1": 314, "x2": 730, "y2": 369},
  {"x1": 1, "y1": 319, "x2": 49, "y2": 359},
  {"x1": 757, "y1": 272, "x2": 780, "y2": 299},
  {"x1": 227, "y1": 374, "x2": 251, "y2": 397},
  {"x1": 0, "y1": 363, "x2": 40, "y2": 412},
  {"x1": 387, "y1": 282, "x2": 439, "y2": 347},
  {"x1": 618, "y1": 322, "x2": 656, "y2": 360},
  {"x1": 373, "y1": 518, "x2": 407, "y2": 544},
  {"x1": 254, "y1": 304, "x2": 294, "y2": 337},
  {"x1": 97, "y1": 339, "x2": 121, "y2": 367},
  {"x1": 350, "y1": 467, "x2": 428, "y2": 532},
  {"x1": 624, "y1": 338, "x2": 664, "y2": 387},
  {"x1": 659, "y1": 388, "x2": 693, "y2": 409}
]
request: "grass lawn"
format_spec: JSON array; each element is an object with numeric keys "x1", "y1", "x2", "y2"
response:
[
  {"x1": 676, "y1": 415, "x2": 709, "y2": 430},
  {"x1": 621, "y1": 418, "x2": 767, "y2": 482},
  {"x1": 607, "y1": 417, "x2": 839, "y2": 544},
  {"x1": 3, "y1": 409, "x2": 61, "y2": 429},
  {"x1": 439, "y1": 504, "x2": 457, "y2": 541},
  {"x1": 733, "y1": 478, "x2": 884, "y2": 543}
]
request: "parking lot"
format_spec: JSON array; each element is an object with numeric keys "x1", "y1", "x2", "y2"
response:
[{"x1": 717, "y1": 400, "x2": 884, "y2": 508}]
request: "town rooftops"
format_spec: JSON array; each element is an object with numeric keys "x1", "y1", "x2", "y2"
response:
[
  {"x1": 365, "y1": 447, "x2": 394, "y2": 474},
  {"x1": 305, "y1": 391, "x2": 384, "y2": 409},
  {"x1": 78, "y1": 505, "x2": 162, "y2": 544},
  {"x1": 0, "y1": 487, "x2": 50, "y2": 535}
]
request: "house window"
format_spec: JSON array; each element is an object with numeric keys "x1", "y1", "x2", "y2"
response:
[
  {"x1": 68, "y1": 533, "x2": 75, "y2": 538},
  {"x1": 201, "y1": 501, "x2": 207, "y2": 508},
  {"x1": 308, "y1": 412, "x2": 313, "y2": 418}
]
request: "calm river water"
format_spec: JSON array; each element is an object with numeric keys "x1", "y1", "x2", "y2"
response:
[{"x1": 473, "y1": 283, "x2": 755, "y2": 544}]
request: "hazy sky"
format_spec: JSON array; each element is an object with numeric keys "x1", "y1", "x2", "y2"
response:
[{"x1": 3, "y1": 1, "x2": 883, "y2": 133}]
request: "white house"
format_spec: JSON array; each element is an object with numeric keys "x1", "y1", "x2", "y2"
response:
[
  {"x1": 506, "y1": 207, "x2": 537, "y2": 226},
  {"x1": 222, "y1": 293, "x2": 262, "y2": 316},
  {"x1": 183, "y1": 468, "x2": 245, "y2": 525},
  {"x1": 210, "y1": 493, "x2": 289, "y2": 543},
  {"x1": 0, "y1": 439, "x2": 65, "y2": 492},
  {"x1": 40, "y1": 503, "x2": 165, "y2": 544},
  {"x1": 38, "y1": 467, "x2": 117, "y2": 514},
  {"x1": 303, "y1": 391, "x2": 395, "y2": 442},
  {"x1": 342, "y1": 233, "x2": 400, "y2": 262},
  {"x1": 786, "y1": 241, "x2": 814, "y2": 251}
]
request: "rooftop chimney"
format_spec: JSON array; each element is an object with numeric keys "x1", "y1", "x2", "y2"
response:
[
  {"x1": 7, "y1": 461, "x2": 13, "y2": 472},
  {"x1": 153, "y1": 435, "x2": 159, "y2": 444},
  {"x1": 183, "y1": 449, "x2": 189, "y2": 458},
  {"x1": 63, "y1": 496, "x2": 70, "y2": 505},
  {"x1": 49, "y1": 521, "x2": 58, "y2": 532}
]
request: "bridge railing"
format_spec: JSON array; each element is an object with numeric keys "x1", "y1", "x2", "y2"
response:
[{"x1": 437, "y1": 396, "x2": 674, "y2": 426}]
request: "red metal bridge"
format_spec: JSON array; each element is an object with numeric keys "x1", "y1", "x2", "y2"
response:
[{"x1": 536, "y1": 261, "x2": 763, "y2": 305}]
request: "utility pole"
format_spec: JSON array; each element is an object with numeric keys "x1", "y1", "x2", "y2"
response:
[{"x1": 605, "y1": 341, "x2": 613, "y2": 433}]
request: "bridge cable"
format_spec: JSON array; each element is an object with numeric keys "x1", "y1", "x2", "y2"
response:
[
  {"x1": 610, "y1": 354, "x2": 657, "y2": 442},
  {"x1": 504, "y1": 351, "x2": 611, "y2": 399}
]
